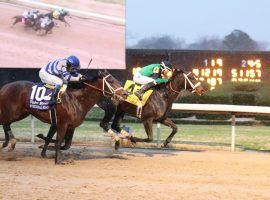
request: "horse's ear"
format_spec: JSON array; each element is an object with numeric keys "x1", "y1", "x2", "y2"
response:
[
  {"x1": 175, "y1": 68, "x2": 184, "y2": 73},
  {"x1": 97, "y1": 70, "x2": 104, "y2": 77}
]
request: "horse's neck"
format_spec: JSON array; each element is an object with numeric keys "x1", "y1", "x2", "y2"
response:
[
  {"x1": 166, "y1": 76, "x2": 185, "y2": 103},
  {"x1": 68, "y1": 81, "x2": 103, "y2": 112}
]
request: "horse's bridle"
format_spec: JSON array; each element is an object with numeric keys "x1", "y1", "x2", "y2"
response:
[
  {"x1": 102, "y1": 74, "x2": 124, "y2": 98},
  {"x1": 83, "y1": 74, "x2": 124, "y2": 99},
  {"x1": 169, "y1": 72, "x2": 201, "y2": 94}
]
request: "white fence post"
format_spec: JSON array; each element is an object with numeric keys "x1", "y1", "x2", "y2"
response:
[
  {"x1": 157, "y1": 123, "x2": 161, "y2": 148},
  {"x1": 231, "y1": 114, "x2": 236, "y2": 152},
  {"x1": 31, "y1": 115, "x2": 35, "y2": 143}
]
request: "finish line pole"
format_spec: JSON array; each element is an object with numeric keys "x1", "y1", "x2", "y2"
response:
[{"x1": 231, "y1": 114, "x2": 236, "y2": 152}]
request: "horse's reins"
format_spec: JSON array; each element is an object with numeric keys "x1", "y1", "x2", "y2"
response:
[
  {"x1": 83, "y1": 74, "x2": 124, "y2": 99},
  {"x1": 169, "y1": 72, "x2": 201, "y2": 94}
]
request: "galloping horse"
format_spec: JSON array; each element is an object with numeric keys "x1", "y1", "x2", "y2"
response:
[
  {"x1": 0, "y1": 71, "x2": 127, "y2": 164},
  {"x1": 58, "y1": 68, "x2": 204, "y2": 150},
  {"x1": 99, "y1": 68, "x2": 205, "y2": 147},
  {"x1": 35, "y1": 18, "x2": 55, "y2": 35},
  {"x1": 12, "y1": 15, "x2": 35, "y2": 27},
  {"x1": 44, "y1": 10, "x2": 71, "y2": 26}
]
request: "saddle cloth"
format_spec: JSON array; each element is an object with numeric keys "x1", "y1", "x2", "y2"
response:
[
  {"x1": 124, "y1": 80, "x2": 154, "y2": 106},
  {"x1": 29, "y1": 83, "x2": 55, "y2": 110}
]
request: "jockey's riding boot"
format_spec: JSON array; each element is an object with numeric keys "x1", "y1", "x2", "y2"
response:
[
  {"x1": 49, "y1": 85, "x2": 61, "y2": 106},
  {"x1": 57, "y1": 83, "x2": 67, "y2": 103},
  {"x1": 135, "y1": 82, "x2": 156, "y2": 100}
]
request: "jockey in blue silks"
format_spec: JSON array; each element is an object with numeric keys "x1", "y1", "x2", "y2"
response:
[{"x1": 39, "y1": 55, "x2": 86, "y2": 105}]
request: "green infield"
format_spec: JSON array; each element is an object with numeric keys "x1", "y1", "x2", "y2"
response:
[{"x1": 1, "y1": 116, "x2": 270, "y2": 151}]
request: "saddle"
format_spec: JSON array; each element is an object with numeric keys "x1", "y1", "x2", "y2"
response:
[
  {"x1": 29, "y1": 83, "x2": 65, "y2": 110},
  {"x1": 124, "y1": 80, "x2": 154, "y2": 106}
]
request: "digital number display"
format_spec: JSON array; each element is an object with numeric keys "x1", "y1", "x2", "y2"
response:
[
  {"x1": 126, "y1": 50, "x2": 268, "y2": 89},
  {"x1": 192, "y1": 58, "x2": 263, "y2": 89},
  {"x1": 192, "y1": 58, "x2": 223, "y2": 90},
  {"x1": 231, "y1": 59, "x2": 262, "y2": 82}
]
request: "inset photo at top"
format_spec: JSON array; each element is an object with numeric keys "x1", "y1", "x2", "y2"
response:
[{"x1": 0, "y1": 0, "x2": 125, "y2": 69}]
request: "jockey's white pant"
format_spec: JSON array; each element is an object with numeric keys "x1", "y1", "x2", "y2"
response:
[
  {"x1": 39, "y1": 68, "x2": 63, "y2": 86},
  {"x1": 133, "y1": 72, "x2": 155, "y2": 85}
]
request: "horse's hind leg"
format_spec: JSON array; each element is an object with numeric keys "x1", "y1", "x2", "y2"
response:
[
  {"x1": 61, "y1": 128, "x2": 75, "y2": 150},
  {"x1": 159, "y1": 117, "x2": 178, "y2": 148},
  {"x1": 2, "y1": 124, "x2": 16, "y2": 151},
  {"x1": 130, "y1": 118, "x2": 154, "y2": 143}
]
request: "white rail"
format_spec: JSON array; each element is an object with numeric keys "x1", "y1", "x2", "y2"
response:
[
  {"x1": 30, "y1": 103, "x2": 270, "y2": 151},
  {"x1": 157, "y1": 104, "x2": 270, "y2": 151}
]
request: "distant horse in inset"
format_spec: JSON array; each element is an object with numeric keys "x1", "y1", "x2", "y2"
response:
[
  {"x1": 44, "y1": 10, "x2": 71, "y2": 27},
  {"x1": 35, "y1": 17, "x2": 56, "y2": 35}
]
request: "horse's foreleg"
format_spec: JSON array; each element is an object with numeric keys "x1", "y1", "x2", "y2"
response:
[
  {"x1": 41, "y1": 125, "x2": 57, "y2": 158},
  {"x1": 159, "y1": 117, "x2": 178, "y2": 148},
  {"x1": 12, "y1": 18, "x2": 20, "y2": 26},
  {"x1": 55, "y1": 123, "x2": 67, "y2": 164},
  {"x1": 63, "y1": 19, "x2": 70, "y2": 27},
  {"x1": 2, "y1": 124, "x2": 11, "y2": 148},
  {"x1": 111, "y1": 109, "x2": 125, "y2": 133},
  {"x1": 61, "y1": 128, "x2": 74, "y2": 150},
  {"x1": 100, "y1": 106, "x2": 116, "y2": 132},
  {"x1": 130, "y1": 118, "x2": 154, "y2": 143}
]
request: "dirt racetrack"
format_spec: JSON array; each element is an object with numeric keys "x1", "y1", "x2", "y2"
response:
[
  {"x1": 0, "y1": 1, "x2": 125, "y2": 69},
  {"x1": 1, "y1": 143, "x2": 270, "y2": 200}
]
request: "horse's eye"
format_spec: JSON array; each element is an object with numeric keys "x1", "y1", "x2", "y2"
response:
[{"x1": 107, "y1": 78, "x2": 114, "y2": 84}]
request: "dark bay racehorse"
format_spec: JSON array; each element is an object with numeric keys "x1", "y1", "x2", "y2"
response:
[
  {"x1": 99, "y1": 68, "x2": 205, "y2": 147},
  {"x1": 59, "y1": 68, "x2": 204, "y2": 150},
  {"x1": 35, "y1": 19, "x2": 55, "y2": 35},
  {"x1": 0, "y1": 71, "x2": 127, "y2": 164}
]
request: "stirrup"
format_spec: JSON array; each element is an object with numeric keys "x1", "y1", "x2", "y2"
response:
[
  {"x1": 134, "y1": 91, "x2": 143, "y2": 100},
  {"x1": 56, "y1": 98, "x2": 61, "y2": 104}
]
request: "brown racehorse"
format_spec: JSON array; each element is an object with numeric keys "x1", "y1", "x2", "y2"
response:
[
  {"x1": 57, "y1": 68, "x2": 205, "y2": 151},
  {"x1": 0, "y1": 70, "x2": 127, "y2": 164},
  {"x1": 98, "y1": 68, "x2": 205, "y2": 147}
]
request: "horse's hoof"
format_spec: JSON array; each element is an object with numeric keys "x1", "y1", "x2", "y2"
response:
[
  {"x1": 60, "y1": 145, "x2": 70, "y2": 151},
  {"x1": 41, "y1": 151, "x2": 47, "y2": 158},
  {"x1": 2, "y1": 142, "x2": 8, "y2": 149},
  {"x1": 115, "y1": 141, "x2": 120, "y2": 151},
  {"x1": 129, "y1": 136, "x2": 136, "y2": 144},
  {"x1": 55, "y1": 159, "x2": 74, "y2": 165},
  {"x1": 8, "y1": 138, "x2": 16, "y2": 152}
]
